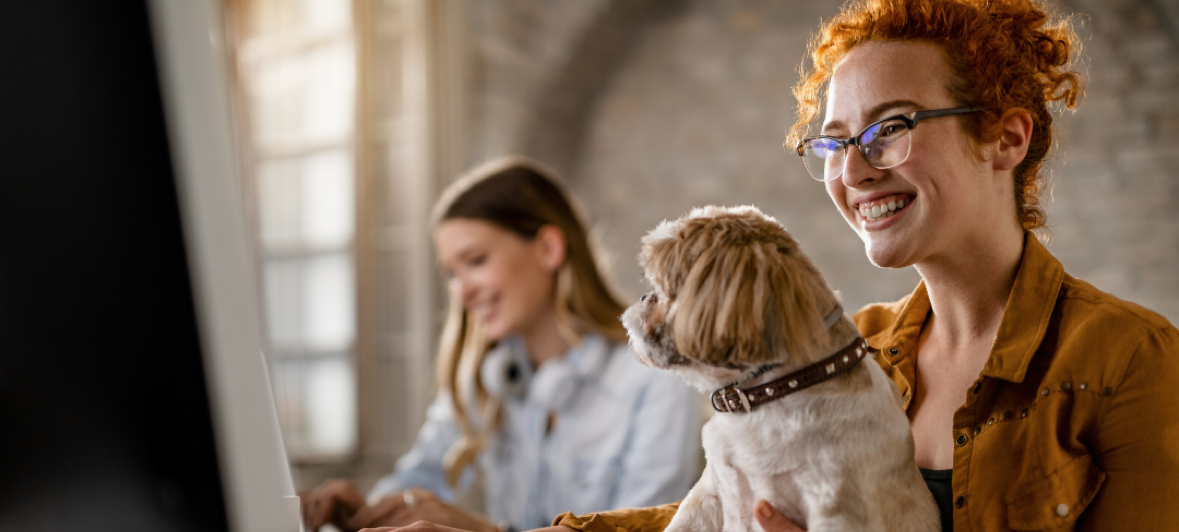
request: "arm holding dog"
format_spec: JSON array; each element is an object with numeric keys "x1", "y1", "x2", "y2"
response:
[{"x1": 550, "y1": 498, "x2": 807, "y2": 532}]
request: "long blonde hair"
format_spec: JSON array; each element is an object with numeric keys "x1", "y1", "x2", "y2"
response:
[{"x1": 431, "y1": 156, "x2": 627, "y2": 486}]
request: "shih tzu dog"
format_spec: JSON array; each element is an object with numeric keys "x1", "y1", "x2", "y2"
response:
[{"x1": 621, "y1": 206, "x2": 938, "y2": 532}]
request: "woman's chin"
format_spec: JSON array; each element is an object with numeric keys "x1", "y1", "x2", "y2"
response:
[
  {"x1": 863, "y1": 240, "x2": 914, "y2": 269},
  {"x1": 484, "y1": 324, "x2": 509, "y2": 342},
  {"x1": 473, "y1": 314, "x2": 507, "y2": 342}
]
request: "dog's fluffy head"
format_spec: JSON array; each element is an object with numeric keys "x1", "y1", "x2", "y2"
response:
[{"x1": 622, "y1": 206, "x2": 840, "y2": 390}]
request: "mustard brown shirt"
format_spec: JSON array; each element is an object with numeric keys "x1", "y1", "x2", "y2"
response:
[{"x1": 554, "y1": 235, "x2": 1179, "y2": 531}]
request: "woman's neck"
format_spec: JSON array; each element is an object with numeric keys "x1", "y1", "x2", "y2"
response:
[
  {"x1": 518, "y1": 309, "x2": 573, "y2": 368},
  {"x1": 914, "y1": 229, "x2": 1024, "y2": 348}
]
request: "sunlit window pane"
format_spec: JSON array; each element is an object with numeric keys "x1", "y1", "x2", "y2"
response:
[
  {"x1": 258, "y1": 151, "x2": 353, "y2": 249},
  {"x1": 303, "y1": 150, "x2": 354, "y2": 247},
  {"x1": 303, "y1": 0, "x2": 351, "y2": 35},
  {"x1": 251, "y1": 56, "x2": 302, "y2": 140},
  {"x1": 303, "y1": 253, "x2": 355, "y2": 350},
  {"x1": 303, "y1": 42, "x2": 355, "y2": 140},
  {"x1": 273, "y1": 357, "x2": 357, "y2": 456},
  {"x1": 258, "y1": 158, "x2": 302, "y2": 247},
  {"x1": 263, "y1": 258, "x2": 304, "y2": 346},
  {"x1": 263, "y1": 254, "x2": 355, "y2": 351}
]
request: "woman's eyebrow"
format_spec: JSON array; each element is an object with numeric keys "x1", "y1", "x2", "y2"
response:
[
  {"x1": 439, "y1": 243, "x2": 478, "y2": 269},
  {"x1": 822, "y1": 99, "x2": 924, "y2": 135}
]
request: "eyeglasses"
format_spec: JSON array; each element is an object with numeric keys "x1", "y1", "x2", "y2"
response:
[{"x1": 795, "y1": 107, "x2": 983, "y2": 182}]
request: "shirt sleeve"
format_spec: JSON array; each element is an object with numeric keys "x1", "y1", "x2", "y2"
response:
[
  {"x1": 367, "y1": 392, "x2": 464, "y2": 504},
  {"x1": 610, "y1": 369, "x2": 702, "y2": 509},
  {"x1": 1081, "y1": 325, "x2": 1179, "y2": 530},
  {"x1": 553, "y1": 503, "x2": 681, "y2": 532}
]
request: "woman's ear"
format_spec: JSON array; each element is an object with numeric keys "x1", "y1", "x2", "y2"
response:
[
  {"x1": 992, "y1": 108, "x2": 1034, "y2": 172},
  {"x1": 533, "y1": 225, "x2": 567, "y2": 273}
]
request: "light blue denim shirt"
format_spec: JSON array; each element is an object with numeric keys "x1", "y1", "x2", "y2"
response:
[{"x1": 368, "y1": 334, "x2": 702, "y2": 530}]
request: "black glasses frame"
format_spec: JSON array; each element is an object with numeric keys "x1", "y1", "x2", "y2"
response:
[{"x1": 795, "y1": 107, "x2": 984, "y2": 181}]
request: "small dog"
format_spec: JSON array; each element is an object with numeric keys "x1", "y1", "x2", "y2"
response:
[{"x1": 621, "y1": 206, "x2": 938, "y2": 532}]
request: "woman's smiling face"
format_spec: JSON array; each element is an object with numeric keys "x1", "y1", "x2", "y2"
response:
[
  {"x1": 434, "y1": 218, "x2": 557, "y2": 342},
  {"x1": 823, "y1": 40, "x2": 1015, "y2": 269}
]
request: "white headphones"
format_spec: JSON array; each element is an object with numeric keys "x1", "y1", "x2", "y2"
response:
[{"x1": 480, "y1": 336, "x2": 609, "y2": 413}]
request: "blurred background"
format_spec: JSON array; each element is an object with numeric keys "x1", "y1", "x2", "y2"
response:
[{"x1": 220, "y1": 0, "x2": 1179, "y2": 498}]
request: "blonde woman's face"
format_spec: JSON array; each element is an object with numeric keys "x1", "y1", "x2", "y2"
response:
[{"x1": 434, "y1": 218, "x2": 558, "y2": 341}]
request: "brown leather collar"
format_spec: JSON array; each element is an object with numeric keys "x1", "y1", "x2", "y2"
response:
[{"x1": 710, "y1": 337, "x2": 872, "y2": 413}]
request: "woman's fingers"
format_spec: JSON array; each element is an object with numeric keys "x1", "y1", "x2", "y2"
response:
[
  {"x1": 302, "y1": 486, "x2": 337, "y2": 530},
  {"x1": 350, "y1": 490, "x2": 497, "y2": 532},
  {"x1": 754, "y1": 500, "x2": 806, "y2": 532},
  {"x1": 359, "y1": 520, "x2": 475, "y2": 532},
  {"x1": 350, "y1": 492, "x2": 413, "y2": 529},
  {"x1": 301, "y1": 479, "x2": 366, "y2": 531},
  {"x1": 330, "y1": 479, "x2": 367, "y2": 510}
]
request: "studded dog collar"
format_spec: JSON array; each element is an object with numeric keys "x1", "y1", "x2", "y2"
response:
[{"x1": 710, "y1": 336, "x2": 873, "y2": 413}]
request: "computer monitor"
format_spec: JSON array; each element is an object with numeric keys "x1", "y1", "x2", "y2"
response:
[{"x1": 0, "y1": 1, "x2": 299, "y2": 530}]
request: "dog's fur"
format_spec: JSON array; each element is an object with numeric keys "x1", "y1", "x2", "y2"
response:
[{"x1": 621, "y1": 206, "x2": 938, "y2": 532}]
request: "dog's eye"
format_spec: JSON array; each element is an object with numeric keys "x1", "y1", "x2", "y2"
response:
[{"x1": 640, "y1": 292, "x2": 658, "y2": 303}]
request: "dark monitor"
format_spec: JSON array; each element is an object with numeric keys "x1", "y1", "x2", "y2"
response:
[{"x1": 0, "y1": 1, "x2": 298, "y2": 530}]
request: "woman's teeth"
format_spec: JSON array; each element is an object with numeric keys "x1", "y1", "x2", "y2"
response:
[
  {"x1": 473, "y1": 300, "x2": 495, "y2": 320},
  {"x1": 859, "y1": 198, "x2": 907, "y2": 222}
]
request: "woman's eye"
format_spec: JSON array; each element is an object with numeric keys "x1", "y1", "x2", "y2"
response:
[{"x1": 469, "y1": 254, "x2": 487, "y2": 267}]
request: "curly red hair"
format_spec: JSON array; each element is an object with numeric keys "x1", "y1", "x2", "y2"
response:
[{"x1": 788, "y1": 0, "x2": 1085, "y2": 231}]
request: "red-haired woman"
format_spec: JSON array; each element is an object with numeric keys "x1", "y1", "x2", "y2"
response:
[{"x1": 359, "y1": 1, "x2": 1179, "y2": 531}]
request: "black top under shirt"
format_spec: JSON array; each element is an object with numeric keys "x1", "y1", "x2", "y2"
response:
[{"x1": 920, "y1": 467, "x2": 953, "y2": 532}]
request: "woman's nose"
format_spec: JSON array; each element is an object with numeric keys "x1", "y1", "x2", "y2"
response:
[
  {"x1": 451, "y1": 275, "x2": 476, "y2": 303},
  {"x1": 840, "y1": 147, "x2": 884, "y2": 188}
]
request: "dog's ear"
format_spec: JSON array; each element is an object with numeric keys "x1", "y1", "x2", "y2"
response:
[
  {"x1": 648, "y1": 207, "x2": 829, "y2": 366},
  {"x1": 759, "y1": 237, "x2": 827, "y2": 362}
]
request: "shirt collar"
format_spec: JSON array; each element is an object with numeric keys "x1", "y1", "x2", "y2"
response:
[
  {"x1": 563, "y1": 333, "x2": 610, "y2": 373},
  {"x1": 508, "y1": 332, "x2": 610, "y2": 373},
  {"x1": 981, "y1": 233, "x2": 1064, "y2": 382}
]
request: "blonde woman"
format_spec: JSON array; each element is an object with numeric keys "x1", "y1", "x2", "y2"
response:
[{"x1": 302, "y1": 157, "x2": 701, "y2": 532}]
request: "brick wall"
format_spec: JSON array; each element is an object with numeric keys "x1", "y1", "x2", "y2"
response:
[{"x1": 454, "y1": 0, "x2": 1179, "y2": 323}]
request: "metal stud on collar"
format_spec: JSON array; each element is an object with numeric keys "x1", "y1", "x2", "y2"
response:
[{"x1": 709, "y1": 337, "x2": 869, "y2": 414}]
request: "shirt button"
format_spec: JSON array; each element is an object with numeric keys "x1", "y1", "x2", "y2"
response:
[
  {"x1": 955, "y1": 496, "x2": 965, "y2": 509},
  {"x1": 1056, "y1": 503, "x2": 1069, "y2": 517},
  {"x1": 956, "y1": 434, "x2": 969, "y2": 446}
]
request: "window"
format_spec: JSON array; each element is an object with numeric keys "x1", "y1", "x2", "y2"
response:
[
  {"x1": 231, "y1": 0, "x2": 360, "y2": 460},
  {"x1": 227, "y1": 0, "x2": 447, "y2": 482}
]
